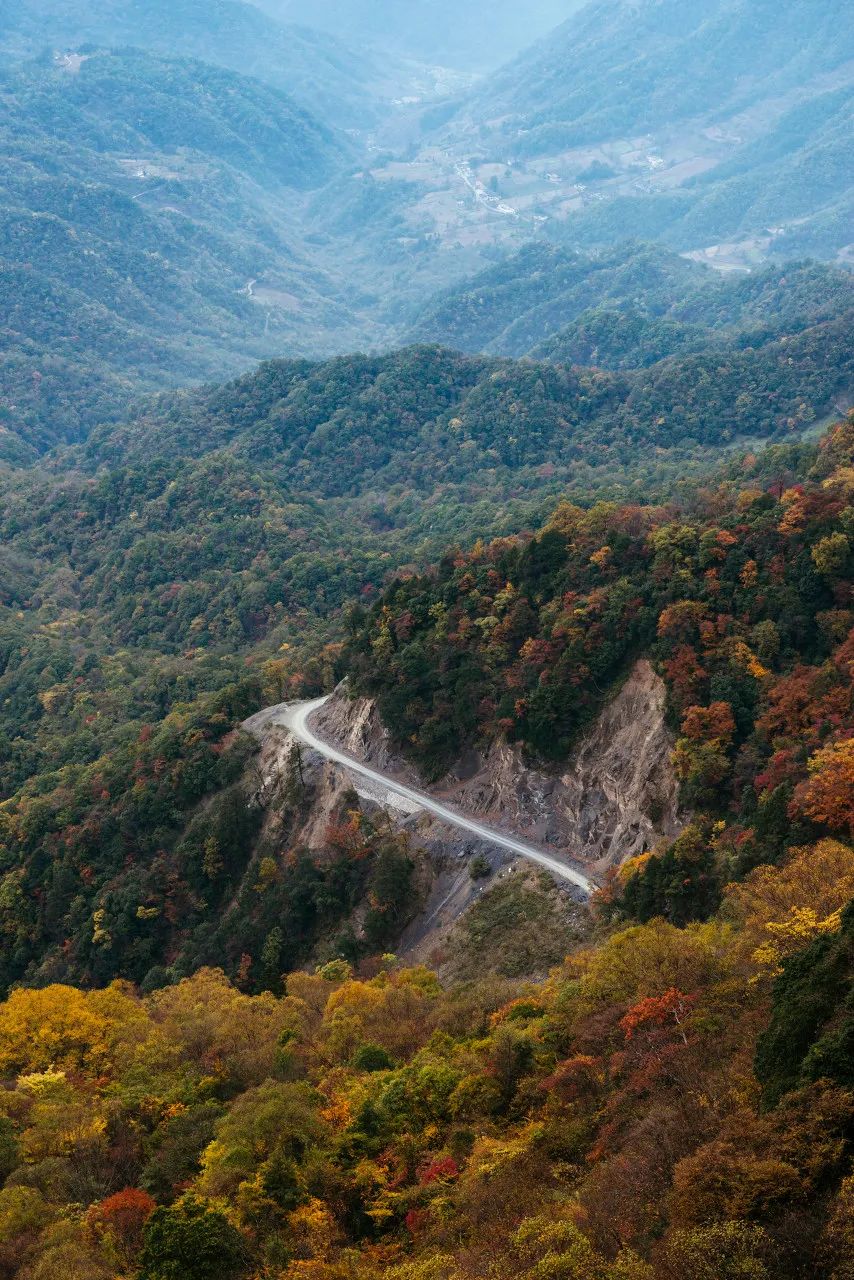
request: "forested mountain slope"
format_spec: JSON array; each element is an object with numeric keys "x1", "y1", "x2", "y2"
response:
[
  {"x1": 543, "y1": 84, "x2": 854, "y2": 261},
  {"x1": 469, "y1": 0, "x2": 853, "y2": 156},
  {"x1": 2, "y1": 0, "x2": 851, "y2": 461},
  {"x1": 4, "y1": 50, "x2": 346, "y2": 183},
  {"x1": 535, "y1": 258, "x2": 854, "y2": 367},
  {"x1": 80, "y1": 316, "x2": 854, "y2": 484},
  {"x1": 347, "y1": 412, "x2": 853, "y2": 788},
  {"x1": 3, "y1": 0, "x2": 394, "y2": 126},
  {"x1": 0, "y1": 51, "x2": 366, "y2": 462},
  {"x1": 0, "y1": 419, "x2": 851, "y2": 1280},
  {"x1": 0, "y1": 324, "x2": 851, "y2": 988},
  {"x1": 408, "y1": 242, "x2": 854, "y2": 359},
  {"x1": 0, "y1": 3, "x2": 852, "y2": 1275},
  {"x1": 3, "y1": 313, "x2": 850, "y2": 674},
  {"x1": 408, "y1": 243, "x2": 703, "y2": 356},
  {"x1": 404, "y1": 0, "x2": 854, "y2": 266}
]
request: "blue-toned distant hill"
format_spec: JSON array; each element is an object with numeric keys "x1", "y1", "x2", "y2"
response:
[
  {"x1": 435, "y1": 0, "x2": 854, "y2": 261},
  {"x1": 471, "y1": 0, "x2": 853, "y2": 154},
  {"x1": 261, "y1": 0, "x2": 584, "y2": 70},
  {"x1": 407, "y1": 242, "x2": 854, "y2": 362},
  {"x1": 3, "y1": 0, "x2": 395, "y2": 126},
  {"x1": 0, "y1": 50, "x2": 366, "y2": 462}
]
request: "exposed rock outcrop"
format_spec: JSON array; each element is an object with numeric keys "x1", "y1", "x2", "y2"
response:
[
  {"x1": 314, "y1": 659, "x2": 682, "y2": 875},
  {"x1": 243, "y1": 659, "x2": 682, "y2": 968},
  {"x1": 245, "y1": 710, "x2": 505, "y2": 967}
]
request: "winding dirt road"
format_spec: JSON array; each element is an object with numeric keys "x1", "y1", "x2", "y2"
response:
[{"x1": 244, "y1": 696, "x2": 594, "y2": 896}]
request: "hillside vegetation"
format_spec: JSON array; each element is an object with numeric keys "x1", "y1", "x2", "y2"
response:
[
  {"x1": 1, "y1": 2, "x2": 851, "y2": 464},
  {"x1": 408, "y1": 243, "x2": 854, "y2": 359},
  {"x1": 2, "y1": 0, "x2": 393, "y2": 126},
  {"x1": 0, "y1": 50, "x2": 367, "y2": 462},
  {"x1": 543, "y1": 86, "x2": 854, "y2": 261},
  {"x1": 426, "y1": 0, "x2": 854, "y2": 262},
  {"x1": 0, "y1": 5, "x2": 853, "y2": 1277},
  {"x1": 470, "y1": 0, "x2": 853, "y2": 156},
  {"x1": 0, "y1": 325, "x2": 850, "y2": 978},
  {"x1": 0, "y1": 433, "x2": 850, "y2": 1280}
]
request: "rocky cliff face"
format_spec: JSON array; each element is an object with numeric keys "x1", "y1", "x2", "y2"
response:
[
  {"x1": 245, "y1": 705, "x2": 502, "y2": 967},
  {"x1": 314, "y1": 658, "x2": 682, "y2": 875},
  {"x1": 243, "y1": 659, "x2": 681, "y2": 968}
]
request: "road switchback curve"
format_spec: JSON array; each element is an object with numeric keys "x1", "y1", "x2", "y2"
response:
[{"x1": 245, "y1": 696, "x2": 594, "y2": 896}]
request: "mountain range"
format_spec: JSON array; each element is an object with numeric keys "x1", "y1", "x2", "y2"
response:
[
  {"x1": 0, "y1": 0, "x2": 851, "y2": 466},
  {"x1": 255, "y1": 0, "x2": 584, "y2": 69},
  {"x1": 1, "y1": 0, "x2": 396, "y2": 125},
  {"x1": 0, "y1": 3, "x2": 853, "y2": 1277},
  {"x1": 468, "y1": 0, "x2": 853, "y2": 153},
  {"x1": 0, "y1": 48, "x2": 371, "y2": 462},
  {"x1": 407, "y1": 243, "x2": 854, "y2": 358}
]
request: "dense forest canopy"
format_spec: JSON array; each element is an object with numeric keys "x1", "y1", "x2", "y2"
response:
[
  {"x1": 2, "y1": 0, "x2": 393, "y2": 126},
  {"x1": 0, "y1": 0, "x2": 850, "y2": 467},
  {"x1": 1, "y1": 295, "x2": 851, "y2": 990},
  {"x1": 4, "y1": 242, "x2": 852, "y2": 461},
  {"x1": 0, "y1": 49, "x2": 375, "y2": 464},
  {"x1": 408, "y1": 243, "x2": 854, "y2": 359},
  {"x1": 468, "y1": 0, "x2": 853, "y2": 154},
  {"x1": 0, "y1": 414, "x2": 850, "y2": 1279}
]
